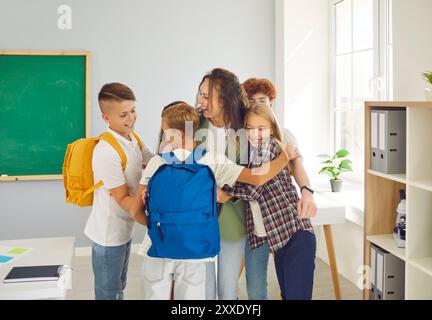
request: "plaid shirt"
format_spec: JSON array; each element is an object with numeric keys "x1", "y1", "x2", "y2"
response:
[{"x1": 222, "y1": 139, "x2": 314, "y2": 252}]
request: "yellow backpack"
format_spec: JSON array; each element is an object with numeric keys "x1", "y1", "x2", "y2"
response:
[{"x1": 62, "y1": 131, "x2": 143, "y2": 207}]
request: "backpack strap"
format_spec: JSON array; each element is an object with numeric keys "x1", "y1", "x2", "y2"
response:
[
  {"x1": 83, "y1": 180, "x2": 104, "y2": 199},
  {"x1": 131, "y1": 131, "x2": 143, "y2": 150},
  {"x1": 160, "y1": 151, "x2": 181, "y2": 164},
  {"x1": 186, "y1": 147, "x2": 207, "y2": 164},
  {"x1": 159, "y1": 148, "x2": 207, "y2": 165},
  {"x1": 197, "y1": 117, "x2": 210, "y2": 151},
  {"x1": 99, "y1": 132, "x2": 127, "y2": 171}
]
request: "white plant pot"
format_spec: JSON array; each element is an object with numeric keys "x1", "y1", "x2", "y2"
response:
[
  {"x1": 330, "y1": 179, "x2": 343, "y2": 192},
  {"x1": 425, "y1": 87, "x2": 432, "y2": 101}
]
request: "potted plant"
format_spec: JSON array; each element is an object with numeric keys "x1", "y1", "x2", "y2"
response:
[
  {"x1": 422, "y1": 71, "x2": 432, "y2": 101},
  {"x1": 318, "y1": 149, "x2": 353, "y2": 192}
]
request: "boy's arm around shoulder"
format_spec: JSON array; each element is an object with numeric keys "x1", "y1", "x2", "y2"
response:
[
  {"x1": 94, "y1": 145, "x2": 160, "y2": 226},
  {"x1": 110, "y1": 185, "x2": 147, "y2": 225},
  {"x1": 141, "y1": 142, "x2": 155, "y2": 165}
]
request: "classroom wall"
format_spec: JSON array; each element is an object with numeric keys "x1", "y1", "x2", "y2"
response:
[
  {"x1": 0, "y1": 0, "x2": 275, "y2": 246},
  {"x1": 275, "y1": 0, "x2": 331, "y2": 176},
  {"x1": 392, "y1": 0, "x2": 432, "y2": 100}
]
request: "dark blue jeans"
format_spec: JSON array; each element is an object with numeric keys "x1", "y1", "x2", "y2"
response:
[
  {"x1": 274, "y1": 230, "x2": 316, "y2": 300},
  {"x1": 91, "y1": 240, "x2": 131, "y2": 300}
]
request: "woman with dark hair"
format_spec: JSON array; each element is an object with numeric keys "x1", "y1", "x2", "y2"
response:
[{"x1": 195, "y1": 68, "x2": 295, "y2": 300}]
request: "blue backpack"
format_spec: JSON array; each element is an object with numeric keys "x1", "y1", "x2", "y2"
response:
[{"x1": 145, "y1": 147, "x2": 220, "y2": 259}]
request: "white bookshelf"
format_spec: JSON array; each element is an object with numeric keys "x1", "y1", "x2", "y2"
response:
[
  {"x1": 367, "y1": 234, "x2": 406, "y2": 261},
  {"x1": 408, "y1": 180, "x2": 432, "y2": 193},
  {"x1": 406, "y1": 264, "x2": 432, "y2": 299},
  {"x1": 408, "y1": 258, "x2": 432, "y2": 278},
  {"x1": 364, "y1": 101, "x2": 432, "y2": 300}
]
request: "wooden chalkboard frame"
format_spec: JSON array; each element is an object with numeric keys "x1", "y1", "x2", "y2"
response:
[{"x1": 0, "y1": 50, "x2": 90, "y2": 181}]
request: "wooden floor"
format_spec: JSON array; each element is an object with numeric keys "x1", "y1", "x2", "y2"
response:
[{"x1": 66, "y1": 253, "x2": 362, "y2": 300}]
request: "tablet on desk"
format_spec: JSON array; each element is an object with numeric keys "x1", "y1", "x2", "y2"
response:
[{"x1": 3, "y1": 265, "x2": 64, "y2": 283}]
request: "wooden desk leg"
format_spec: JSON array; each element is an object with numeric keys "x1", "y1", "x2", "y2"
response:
[{"x1": 323, "y1": 224, "x2": 342, "y2": 300}]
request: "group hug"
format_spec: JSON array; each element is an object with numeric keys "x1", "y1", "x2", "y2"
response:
[{"x1": 81, "y1": 68, "x2": 318, "y2": 300}]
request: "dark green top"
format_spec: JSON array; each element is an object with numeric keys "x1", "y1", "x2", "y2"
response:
[{"x1": 198, "y1": 118, "x2": 247, "y2": 241}]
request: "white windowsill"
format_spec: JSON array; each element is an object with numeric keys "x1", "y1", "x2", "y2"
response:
[{"x1": 311, "y1": 176, "x2": 364, "y2": 227}]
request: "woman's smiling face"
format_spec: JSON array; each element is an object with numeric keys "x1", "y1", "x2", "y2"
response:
[{"x1": 197, "y1": 78, "x2": 224, "y2": 126}]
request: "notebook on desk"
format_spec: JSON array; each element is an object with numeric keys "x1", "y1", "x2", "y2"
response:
[{"x1": 3, "y1": 265, "x2": 64, "y2": 283}]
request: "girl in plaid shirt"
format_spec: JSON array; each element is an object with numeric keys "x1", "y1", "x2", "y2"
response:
[{"x1": 221, "y1": 103, "x2": 317, "y2": 300}]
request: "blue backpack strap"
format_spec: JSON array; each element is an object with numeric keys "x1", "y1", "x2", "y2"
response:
[
  {"x1": 160, "y1": 151, "x2": 181, "y2": 164},
  {"x1": 185, "y1": 147, "x2": 207, "y2": 164}
]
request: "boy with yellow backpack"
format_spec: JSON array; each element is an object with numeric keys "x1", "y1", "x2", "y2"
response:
[{"x1": 63, "y1": 82, "x2": 153, "y2": 300}]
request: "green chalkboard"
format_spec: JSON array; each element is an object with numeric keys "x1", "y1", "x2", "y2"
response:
[{"x1": 0, "y1": 53, "x2": 89, "y2": 179}]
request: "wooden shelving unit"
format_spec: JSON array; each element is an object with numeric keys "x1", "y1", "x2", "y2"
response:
[
  {"x1": 364, "y1": 101, "x2": 432, "y2": 300},
  {"x1": 366, "y1": 170, "x2": 407, "y2": 184},
  {"x1": 366, "y1": 234, "x2": 406, "y2": 261}
]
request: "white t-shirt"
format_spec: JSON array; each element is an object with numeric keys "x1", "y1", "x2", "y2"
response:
[
  {"x1": 282, "y1": 128, "x2": 299, "y2": 149},
  {"x1": 206, "y1": 122, "x2": 228, "y2": 156},
  {"x1": 84, "y1": 128, "x2": 154, "y2": 247},
  {"x1": 137, "y1": 148, "x2": 244, "y2": 262}
]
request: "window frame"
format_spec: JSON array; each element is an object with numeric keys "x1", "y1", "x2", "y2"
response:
[{"x1": 329, "y1": 0, "x2": 390, "y2": 183}]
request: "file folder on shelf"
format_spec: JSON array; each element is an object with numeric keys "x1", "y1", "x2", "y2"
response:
[
  {"x1": 370, "y1": 245, "x2": 377, "y2": 300},
  {"x1": 370, "y1": 244, "x2": 405, "y2": 300},
  {"x1": 370, "y1": 108, "x2": 406, "y2": 174},
  {"x1": 371, "y1": 112, "x2": 380, "y2": 172}
]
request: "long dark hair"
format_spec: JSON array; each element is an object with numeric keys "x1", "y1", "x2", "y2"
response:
[{"x1": 198, "y1": 68, "x2": 248, "y2": 131}]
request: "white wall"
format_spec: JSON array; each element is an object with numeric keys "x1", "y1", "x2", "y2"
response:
[
  {"x1": 0, "y1": 0, "x2": 275, "y2": 246},
  {"x1": 392, "y1": 0, "x2": 432, "y2": 100},
  {"x1": 275, "y1": 0, "x2": 331, "y2": 177},
  {"x1": 275, "y1": 0, "x2": 367, "y2": 289}
]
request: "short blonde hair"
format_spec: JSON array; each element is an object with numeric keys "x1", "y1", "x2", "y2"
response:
[{"x1": 162, "y1": 102, "x2": 200, "y2": 135}]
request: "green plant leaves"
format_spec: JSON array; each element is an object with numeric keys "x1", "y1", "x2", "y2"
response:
[
  {"x1": 319, "y1": 166, "x2": 341, "y2": 180},
  {"x1": 423, "y1": 71, "x2": 432, "y2": 85},
  {"x1": 318, "y1": 149, "x2": 352, "y2": 179},
  {"x1": 321, "y1": 160, "x2": 333, "y2": 165},
  {"x1": 339, "y1": 159, "x2": 353, "y2": 171},
  {"x1": 336, "y1": 149, "x2": 350, "y2": 158},
  {"x1": 319, "y1": 167, "x2": 332, "y2": 174}
]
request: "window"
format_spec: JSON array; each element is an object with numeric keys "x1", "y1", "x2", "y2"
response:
[
  {"x1": 380, "y1": 0, "x2": 393, "y2": 100},
  {"x1": 331, "y1": 0, "x2": 392, "y2": 182}
]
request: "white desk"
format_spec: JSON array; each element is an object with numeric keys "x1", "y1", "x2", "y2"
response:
[
  {"x1": 0, "y1": 237, "x2": 75, "y2": 300},
  {"x1": 311, "y1": 192, "x2": 346, "y2": 226},
  {"x1": 312, "y1": 191, "x2": 346, "y2": 300}
]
